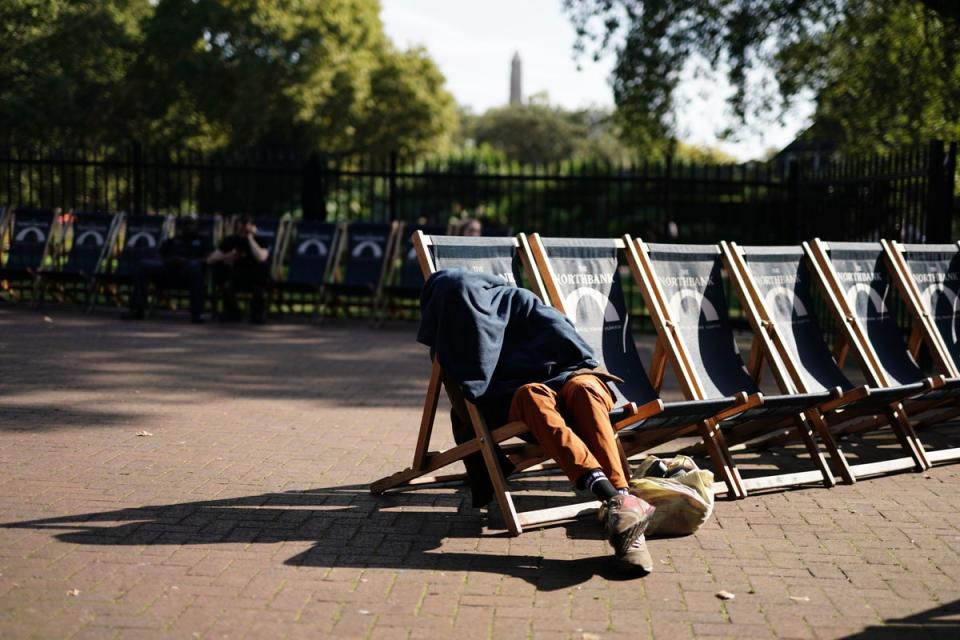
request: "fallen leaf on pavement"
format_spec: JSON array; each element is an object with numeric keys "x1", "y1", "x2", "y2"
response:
[
  {"x1": 67, "y1": 589, "x2": 80, "y2": 596},
  {"x1": 715, "y1": 590, "x2": 736, "y2": 600},
  {"x1": 790, "y1": 595, "x2": 810, "y2": 602},
  {"x1": 136, "y1": 431, "x2": 153, "y2": 437}
]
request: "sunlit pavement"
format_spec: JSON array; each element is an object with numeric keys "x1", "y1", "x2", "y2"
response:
[{"x1": 1, "y1": 307, "x2": 958, "y2": 639}]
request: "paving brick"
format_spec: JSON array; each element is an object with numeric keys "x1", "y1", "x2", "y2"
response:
[{"x1": 0, "y1": 310, "x2": 958, "y2": 639}]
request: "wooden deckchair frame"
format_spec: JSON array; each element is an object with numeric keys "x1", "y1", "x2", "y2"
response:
[
  {"x1": 0, "y1": 207, "x2": 63, "y2": 302},
  {"x1": 721, "y1": 241, "x2": 937, "y2": 480},
  {"x1": 322, "y1": 221, "x2": 397, "y2": 320},
  {"x1": 527, "y1": 234, "x2": 784, "y2": 491},
  {"x1": 38, "y1": 211, "x2": 125, "y2": 310},
  {"x1": 804, "y1": 239, "x2": 939, "y2": 469},
  {"x1": 882, "y1": 240, "x2": 960, "y2": 378},
  {"x1": 272, "y1": 217, "x2": 338, "y2": 319},
  {"x1": 881, "y1": 240, "x2": 960, "y2": 432},
  {"x1": 627, "y1": 237, "x2": 859, "y2": 496},
  {"x1": 371, "y1": 231, "x2": 623, "y2": 534}
]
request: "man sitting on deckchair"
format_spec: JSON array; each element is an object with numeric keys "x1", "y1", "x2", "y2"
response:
[{"x1": 419, "y1": 269, "x2": 656, "y2": 572}]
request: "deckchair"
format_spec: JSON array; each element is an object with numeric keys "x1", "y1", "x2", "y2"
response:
[
  {"x1": 722, "y1": 242, "x2": 939, "y2": 479},
  {"x1": 627, "y1": 239, "x2": 871, "y2": 497},
  {"x1": 324, "y1": 221, "x2": 395, "y2": 318},
  {"x1": 526, "y1": 235, "x2": 778, "y2": 497},
  {"x1": 92, "y1": 213, "x2": 173, "y2": 307},
  {"x1": 882, "y1": 241, "x2": 960, "y2": 379},
  {"x1": 372, "y1": 233, "x2": 657, "y2": 534},
  {"x1": 274, "y1": 219, "x2": 341, "y2": 316},
  {"x1": 0, "y1": 207, "x2": 60, "y2": 302},
  {"x1": 37, "y1": 211, "x2": 122, "y2": 308},
  {"x1": 806, "y1": 240, "x2": 960, "y2": 464},
  {"x1": 374, "y1": 222, "x2": 448, "y2": 322}
]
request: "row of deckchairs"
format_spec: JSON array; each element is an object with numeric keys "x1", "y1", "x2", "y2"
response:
[
  {"x1": 0, "y1": 207, "x2": 499, "y2": 317},
  {"x1": 371, "y1": 232, "x2": 960, "y2": 535}
]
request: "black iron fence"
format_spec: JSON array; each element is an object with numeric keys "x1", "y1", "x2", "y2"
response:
[{"x1": 1, "y1": 141, "x2": 956, "y2": 243}]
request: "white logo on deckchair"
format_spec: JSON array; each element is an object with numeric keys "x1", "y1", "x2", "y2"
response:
[
  {"x1": 14, "y1": 226, "x2": 45, "y2": 242},
  {"x1": 75, "y1": 230, "x2": 104, "y2": 246},
  {"x1": 126, "y1": 231, "x2": 157, "y2": 248},
  {"x1": 351, "y1": 240, "x2": 383, "y2": 259},
  {"x1": 297, "y1": 238, "x2": 328, "y2": 256},
  {"x1": 563, "y1": 287, "x2": 620, "y2": 324},
  {"x1": 920, "y1": 283, "x2": 960, "y2": 341},
  {"x1": 763, "y1": 286, "x2": 808, "y2": 319},
  {"x1": 845, "y1": 283, "x2": 887, "y2": 317},
  {"x1": 669, "y1": 289, "x2": 720, "y2": 322}
]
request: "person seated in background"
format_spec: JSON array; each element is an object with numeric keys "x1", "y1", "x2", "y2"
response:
[
  {"x1": 459, "y1": 218, "x2": 482, "y2": 236},
  {"x1": 122, "y1": 216, "x2": 208, "y2": 324},
  {"x1": 207, "y1": 215, "x2": 271, "y2": 323},
  {"x1": 418, "y1": 269, "x2": 656, "y2": 575}
]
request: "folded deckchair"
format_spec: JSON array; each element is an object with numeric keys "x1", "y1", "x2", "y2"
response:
[
  {"x1": 526, "y1": 235, "x2": 761, "y2": 498},
  {"x1": 37, "y1": 211, "x2": 122, "y2": 309},
  {"x1": 627, "y1": 239, "x2": 863, "y2": 497},
  {"x1": 325, "y1": 221, "x2": 395, "y2": 318},
  {"x1": 372, "y1": 233, "x2": 640, "y2": 534},
  {"x1": 274, "y1": 219, "x2": 340, "y2": 317},
  {"x1": 722, "y1": 242, "x2": 938, "y2": 479},
  {"x1": 0, "y1": 207, "x2": 60, "y2": 301},
  {"x1": 805, "y1": 239, "x2": 960, "y2": 465}
]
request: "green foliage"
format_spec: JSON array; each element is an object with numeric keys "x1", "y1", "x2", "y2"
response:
[
  {"x1": 0, "y1": 0, "x2": 458, "y2": 155},
  {"x1": 564, "y1": 0, "x2": 960, "y2": 153},
  {"x1": 786, "y1": 1, "x2": 960, "y2": 152},
  {"x1": 463, "y1": 102, "x2": 632, "y2": 164}
]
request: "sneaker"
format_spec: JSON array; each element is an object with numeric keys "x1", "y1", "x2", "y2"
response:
[
  {"x1": 619, "y1": 533, "x2": 653, "y2": 574},
  {"x1": 599, "y1": 493, "x2": 655, "y2": 556}
]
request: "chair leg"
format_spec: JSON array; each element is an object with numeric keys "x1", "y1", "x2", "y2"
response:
[
  {"x1": 886, "y1": 405, "x2": 931, "y2": 471},
  {"x1": 465, "y1": 402, "x2": 522, "y2": 535},
  {"x1": 697, "y1": 420, "x2": 746, "y2": 499},
  {"x1": 808, "y1": 411, "x2": 856, "y2": 484},
  {"x1": 792, "y1": 415, "x2": 836, "y2": 488}
]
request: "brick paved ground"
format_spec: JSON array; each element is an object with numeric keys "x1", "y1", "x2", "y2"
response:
[{"x1": 1, "y1": 307, "x2": 959, "y2": 639}]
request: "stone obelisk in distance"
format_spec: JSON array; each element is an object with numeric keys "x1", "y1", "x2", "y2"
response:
[{"x1": 510, "y1": 52, "x2": 522, "y2": 106}]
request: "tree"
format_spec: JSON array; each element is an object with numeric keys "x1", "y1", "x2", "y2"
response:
[
  {"x1": 0, "y1": 0, "x2": 151, "y2": 144},
  {"x1": 0, "y1": 0, "x2": 459, "y2": 155},
  {"x1": 564, "y1": 0, "x2": 960, "y2": 153},
  {"x1": 465, "y1": 102, "x2": 631, "y2": 164}
]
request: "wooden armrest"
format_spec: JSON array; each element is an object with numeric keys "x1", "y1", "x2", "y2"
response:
[
  {"x1": 816, "y1": 385, "x2": 868, "y2": 414},
  {"x1": 713, "y1": 392, "x2": 763, "y2": 422}
]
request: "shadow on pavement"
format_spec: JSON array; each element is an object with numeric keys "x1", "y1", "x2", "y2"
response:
[
  {"x1": 842, "y1": 598, "x2": 960, "y2": 639},
  {"x1": 3, "y1": 484, "x2": 643, "y2": 590}
]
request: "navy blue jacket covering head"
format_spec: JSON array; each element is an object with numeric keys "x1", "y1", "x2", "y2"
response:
[{"x1": 418, "y1": 269, "x2": 598, "y2": 417}]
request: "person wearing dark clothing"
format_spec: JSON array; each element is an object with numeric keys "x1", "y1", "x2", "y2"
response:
[
  {"x1": 207, "y1": 215, "x2": 271, "y2": 323},
  {"x1": 122, "y1": 217, "x2": 208, "y2": 323},
  {"x1": 418, "y1": 269, "x2": 656, "y2": 573}
]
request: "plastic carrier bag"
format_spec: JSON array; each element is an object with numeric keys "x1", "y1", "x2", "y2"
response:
[{"x1": 628, "y1": 455, "x2": 714, "y2": 536}]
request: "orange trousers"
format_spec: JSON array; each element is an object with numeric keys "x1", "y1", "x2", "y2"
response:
[{"x1": 508, "y1": 374, "x2": 627, "y2": 489}]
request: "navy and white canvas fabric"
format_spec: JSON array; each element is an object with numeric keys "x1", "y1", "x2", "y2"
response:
[
  {"x1": 428, "y1": 236, "x2": 523, "y2": 286},
  {"x1": 339, "y1": 222, "x2": 392, "y2": 289},
  {"x1": 115, "y1": 214, "x2": 168, "y2": 277},
  {"x1": 827, "y1": 242, "x2": 924, "y2": 385},
  {"x1": 286, "y1": 220, "x2": 338, "y2": 286},
  {"x1": 537, "y1": 237, "x2": 658, "y2": 408},
  {"x1": 645, "y1": 243, "x2": 755, "y2": 397},
  {"x1": 900, "y1": 243, "x2": 960, "y2": 372},
  {"x1": 64, "y1": 212, "x2": 114, "y2": 275},
  {"x1": 4, "y1": 208, "x2": 55, "y2": 271},
  {"x1": 741, "y1": 245, "x2": 852, "y2": 392}
]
